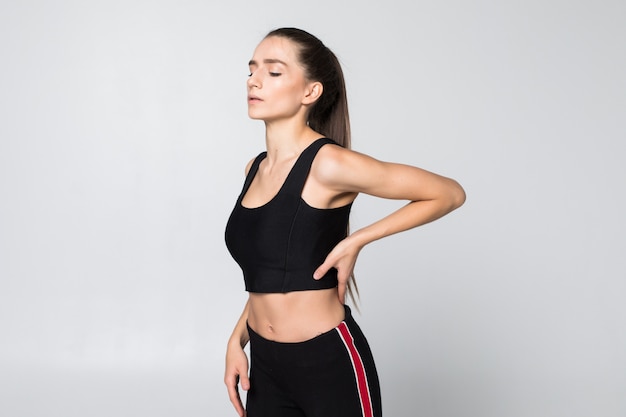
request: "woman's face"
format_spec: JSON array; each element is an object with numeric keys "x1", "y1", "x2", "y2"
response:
[{"x1": 247, "y1": 36, "x2": 313, "y2": 122}]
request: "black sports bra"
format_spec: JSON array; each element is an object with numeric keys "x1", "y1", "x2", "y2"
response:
[{"x1": 225, "y1": 138, "x2": 352, "y2": 293}]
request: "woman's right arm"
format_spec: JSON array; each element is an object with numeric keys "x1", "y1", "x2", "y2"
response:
[
  {"x1": 224, "y1": 300, "x2": 251, "y2": 417},
  {"x1": 225, "y1": 159, "x2": 256, "y2": 416}
]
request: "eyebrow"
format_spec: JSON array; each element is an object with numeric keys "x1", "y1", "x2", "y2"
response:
[{"x1": 248, "y1": 58, "x2": 288, "y2": 66}]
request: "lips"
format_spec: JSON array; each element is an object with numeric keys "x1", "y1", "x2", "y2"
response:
[{"x1": 248, "y1": 95, "x2": 263, "y2": 102}]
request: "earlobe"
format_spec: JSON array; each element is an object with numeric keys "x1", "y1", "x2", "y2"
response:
[{"x1": 303, "y1": 82, "x2": 323, "y2": 105}]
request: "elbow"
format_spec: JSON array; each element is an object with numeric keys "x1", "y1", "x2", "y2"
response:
[{"x1": 447, "y1": 179, "x2": 466, "y2": 211}]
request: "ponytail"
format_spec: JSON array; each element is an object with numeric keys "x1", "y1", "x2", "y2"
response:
[{"x1": 265, "y1": 28, "x2": 359, "y2": 305}]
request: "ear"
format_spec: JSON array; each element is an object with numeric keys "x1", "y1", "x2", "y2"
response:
[{"x1": 302, "y1": 81, "x2": 323, "y2": 105}]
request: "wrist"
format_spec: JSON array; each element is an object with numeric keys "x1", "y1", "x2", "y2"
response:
[
  {"x1": 228, "y1": 333, "x2": 248, "y2": 350},
  {"x1": 348, "y1": 227, "x2": 377, "y2": 249}
]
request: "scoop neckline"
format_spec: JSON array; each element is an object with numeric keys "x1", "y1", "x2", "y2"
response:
[{"x1": 239, "y1": 138, "x2": 328, "y2": 210}]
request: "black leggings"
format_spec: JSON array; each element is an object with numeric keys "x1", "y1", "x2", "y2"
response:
[{"x1": 246, "y1": 305, "x2": 382, "y2": 417}]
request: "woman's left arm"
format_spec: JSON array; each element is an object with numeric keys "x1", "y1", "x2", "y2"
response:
[{"x1": 312, "y1": 147, "x2": 466, "y2": 302}]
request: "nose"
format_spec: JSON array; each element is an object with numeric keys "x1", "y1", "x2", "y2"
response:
[{"x1": 247, "y1": 72, "x2": 260, "y2": 89}]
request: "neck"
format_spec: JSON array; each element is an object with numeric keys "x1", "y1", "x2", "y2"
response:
[{"x1": 263, "y1": 118, "x2": 321, "y2": 163}]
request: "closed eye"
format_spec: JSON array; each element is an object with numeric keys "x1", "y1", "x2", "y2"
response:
[{"x1": 269, "y1": 72, "x2": 281, "y2": 77}]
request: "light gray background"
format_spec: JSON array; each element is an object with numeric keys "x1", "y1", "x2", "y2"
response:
[{"x1": 1, "y1": 1, "x2": 624, "y2": 416}]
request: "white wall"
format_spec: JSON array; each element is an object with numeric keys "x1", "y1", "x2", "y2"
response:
[{"x1": 1, "y1": 1, "x2": 624, "y2": 416}]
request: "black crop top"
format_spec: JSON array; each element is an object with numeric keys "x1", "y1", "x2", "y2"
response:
[{"x1": 225, "y1": 138, "x2": 352, "y2": 293}]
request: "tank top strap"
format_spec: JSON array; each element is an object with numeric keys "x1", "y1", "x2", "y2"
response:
[
  {"x1": 237, "y1": 151, "x2": 267, "y2": 202},
  {"x1": 282, "y1": 138, "x2": 338, "y2": 195}
]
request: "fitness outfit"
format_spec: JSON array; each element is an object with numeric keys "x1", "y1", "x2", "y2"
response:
[
  {"x1": 225, "y1": 138, "x2": 351, "y2": 293},
  {"x1": 225, "y1": 138, "x2": 382, "y2": 417}
]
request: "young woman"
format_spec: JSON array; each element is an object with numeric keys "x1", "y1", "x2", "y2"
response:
[{"x1": 224, "y1": 27, "x2": 465, "y2": 417}]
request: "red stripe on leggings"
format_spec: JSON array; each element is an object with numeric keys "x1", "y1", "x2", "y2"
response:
[{"x1": 337, "y1": 322, "x2": 373, "y2": 417}]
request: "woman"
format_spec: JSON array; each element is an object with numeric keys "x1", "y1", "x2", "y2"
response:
[{"x1": 224, "y1": 28, "x2": 465, "y2": 417}]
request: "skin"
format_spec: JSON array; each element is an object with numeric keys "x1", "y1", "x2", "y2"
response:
[{"x1": 224, "y1": 35, "x2": 466, "y2": 417}]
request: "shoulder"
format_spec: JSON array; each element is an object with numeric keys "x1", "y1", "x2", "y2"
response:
[
  {"x1": 312, "y1": 142, "x2": 384, "y2": 189},
  {"x1": 311, "y1": 142, "x2": 349, "y2": 181},
  {"x1": 244, "y1": 157, "x2": 256, "y2": 176},
  {"x1": 243, "y1": 151, "x2": 267, "y2": 176},
  {"x1": 316, "y1": 141, "x2": 383, "y2": 174}
]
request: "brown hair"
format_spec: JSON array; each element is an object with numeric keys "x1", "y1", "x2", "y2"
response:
[
  {"x1": 265, "y1": 27, "x2": 359, "y2": 304},
  {"x1": 266, "y1": 28, "x2": 351, "y2": 149}
]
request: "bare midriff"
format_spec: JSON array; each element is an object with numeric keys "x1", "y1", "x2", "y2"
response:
[{"x1": 247, "y1": 288, "x2": 346, "y2": 342}]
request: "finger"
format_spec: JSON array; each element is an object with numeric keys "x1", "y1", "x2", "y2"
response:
[
  {"x1": 226, "y1": 377, "x2": 245, "y2": 417},
  {"x1": 313, "y1": 262, "x2": 331, "y2": 280},
  {"x1": 226, "y1": 381, "x2": 240, "y2": 406},
  {"x1": 240, "y1": 372, "x2": 250, "y2": 391},
  {"x1": 229, "y1": 388, "x2": 245, "y2": 417},
  {"x1": 338, "y1": 281, "x2": 347, "y2": 304}
]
